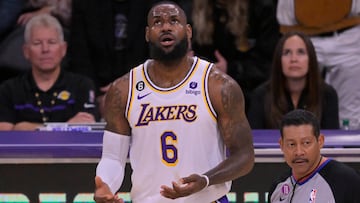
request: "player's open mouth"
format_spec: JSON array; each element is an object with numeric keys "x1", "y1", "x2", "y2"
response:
[{"x1": 160, "y1": 34, "x2": 175, "y2": 46}]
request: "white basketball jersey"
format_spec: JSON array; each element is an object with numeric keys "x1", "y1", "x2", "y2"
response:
[{"x1": 125, "y1": 57, "x2": 231, "y2": 203}]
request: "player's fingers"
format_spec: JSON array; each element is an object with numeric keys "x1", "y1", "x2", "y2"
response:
[
  {"x1": 172, "y1": 181, "x2": 192, "y2": 197},
  {"x1": 114, "y1": 194, "x2": 124, "y2": 203},
  {"x1": 181, "y1": 174, "x2": 198, "y2": 184},
  {"x1": 160, "y1": 185, "x2": 178, "y2": 199}
]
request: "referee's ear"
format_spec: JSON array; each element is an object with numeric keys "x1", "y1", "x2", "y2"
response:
[
  {"x1": 317, "y1": 134, "x2": 325, "y2": 148},
  {"x1": 279, "y1": 138, "x2": 284, "y2": 152}
]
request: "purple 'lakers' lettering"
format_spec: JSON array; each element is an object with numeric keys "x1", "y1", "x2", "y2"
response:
[
  {"x1": 176, "y1": 105, "x2": 187, "y2": 119},
  {"x1": 165, "y1": 105, "x2": 178, "y2": 120},
  {"x1": 136, "y1": 103, "x2": 197, "y2": 126},
  {"x1": 155, "y1": 106, "x2": 166, "y2": 120}
]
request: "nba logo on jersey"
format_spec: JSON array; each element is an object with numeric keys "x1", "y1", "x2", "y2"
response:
[
  {"x1": 309, "y1": 189, "x2": 317, "y2": 203},
  {"x1": 281, "y1": 184, "x2": 290, "y2": 195}
]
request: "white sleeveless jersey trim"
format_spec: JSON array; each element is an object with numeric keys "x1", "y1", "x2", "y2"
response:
[
  {"x1": 125, "y1": 68, "x2": 135, "y2": 119},
  {"x1": 203, "y1": 63, "x2": 217, "y2": 119},
  {"x1": 143, "y1": 57, "x2": 200, "y2": 92},
  {"x1": 125, "y1": 56, "x2": 230, "y2": 202},
  {"x1": 126, "y1": 57, "x2": 216, "y2": 121}
]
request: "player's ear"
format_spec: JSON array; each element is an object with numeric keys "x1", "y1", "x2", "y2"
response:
[
  {"x1": 145, "y1": 27, "x2": 150, "y2": 42},
  {"x1": 186, "y1": 24, "x2": 192, "y2": 39}
]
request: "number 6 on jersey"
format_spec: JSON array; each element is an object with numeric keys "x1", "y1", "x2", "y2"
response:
[{"x1": 161, "y1": 131, "x2": 178, "y2": 166}]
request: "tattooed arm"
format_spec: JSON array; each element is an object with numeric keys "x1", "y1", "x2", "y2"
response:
[
  {"x1": 103, "y1": 73, "x2": 131, "y2": 135},
  {"x1": 94, "y1": 74, "x2": 130, "y2": 203},
  {"x1": 205, "y1": 66, "x2": 255, "y2": 185},
  {"x1": 160, "y1": 66, "x2": 255, "y2": 201}
]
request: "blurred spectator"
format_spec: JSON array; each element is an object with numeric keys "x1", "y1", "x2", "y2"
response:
[
  {"x1": 0, "y1": 0, "x2": 71, "y2": 83},
  {"x1": 188, "y1": 0, "x2": 280, "y2": 111},
  {"x1": 0, "y1": 14, "x2": 98, "y2": 131},
  {"x1": 0, "y1": 0, "x2": 25, "y2": 41},
  {"x1": 247, "y1": 32, "x2": 339, "y2": 129},
  {"x1": 68, "y1": 0, "x2": 161, "y2": 118},
  {"x1": 277, "y1": 0, "x2": 360, "y2": 129},
  {"x1": 19, "y1": 0, "x2": 72, "y2": 27}
]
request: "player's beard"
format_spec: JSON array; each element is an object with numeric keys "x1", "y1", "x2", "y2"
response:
[{"x1": 149, "y1": 37, "x2": 188, "y2": 63}]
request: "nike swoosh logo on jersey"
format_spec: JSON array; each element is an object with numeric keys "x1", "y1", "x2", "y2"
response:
[
  {"x1": 279, "y1": 197, "x2": 286, "y2": 201},
  {"x1": 84, "y1": 103, "x2": 96, "y2": 108},
  {"x1": 137, "y1": 92, "x2": 152, "y2": 100}
]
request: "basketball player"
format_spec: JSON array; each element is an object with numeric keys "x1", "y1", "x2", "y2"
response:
[{"x1": 94, "y1": 1, "x2": 254, "y2": 202}]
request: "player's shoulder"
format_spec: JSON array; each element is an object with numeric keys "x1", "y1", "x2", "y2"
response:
[
  {"x1": 206, "y1": 63, "x2": 245, "y2": 112},
  {"x1": 110, "y1": 73, "x2": 130, "y2": 95},
  {"x1": 114, "y1": 72, "x2": 130, "y2": 85},
  {"x1": 104, "y1": 73, "x2": 130, "y2": 111},
  {"x1": 207, "y1": 65, "x2": 241, "y2": 93}
]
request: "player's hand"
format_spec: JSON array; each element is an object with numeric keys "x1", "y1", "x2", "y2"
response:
[
  {"x1": 94, "y1": 176, "x2": 124, "y2": 203},
  {"x1": 160, "y1": 174, "x2": 208, "y2": 199}
]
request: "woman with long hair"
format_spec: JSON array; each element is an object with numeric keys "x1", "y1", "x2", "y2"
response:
[{"x1": 247, "y1": 31, "x2": 339, "y2": 129}]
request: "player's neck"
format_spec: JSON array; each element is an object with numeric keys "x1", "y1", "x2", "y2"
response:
[{"x1": 148, "y1": 56, "x2": 193, "y2": 88}]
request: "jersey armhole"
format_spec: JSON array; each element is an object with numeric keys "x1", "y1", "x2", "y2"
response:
[
  {"x1": 203, "y1": 63, "x2": 217, "y2": 121},
  {"x1": 125, "y1": 69, "x2": 135, "y2": 119}
]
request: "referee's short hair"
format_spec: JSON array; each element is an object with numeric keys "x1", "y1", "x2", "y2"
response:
[{"x1": 280, "y1": 109, "x2": 320, "y2": 139}]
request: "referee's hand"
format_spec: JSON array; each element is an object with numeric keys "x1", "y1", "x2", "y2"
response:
[{"x1": 94, "y1": 176, "x2": 124, "y2": 203}]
